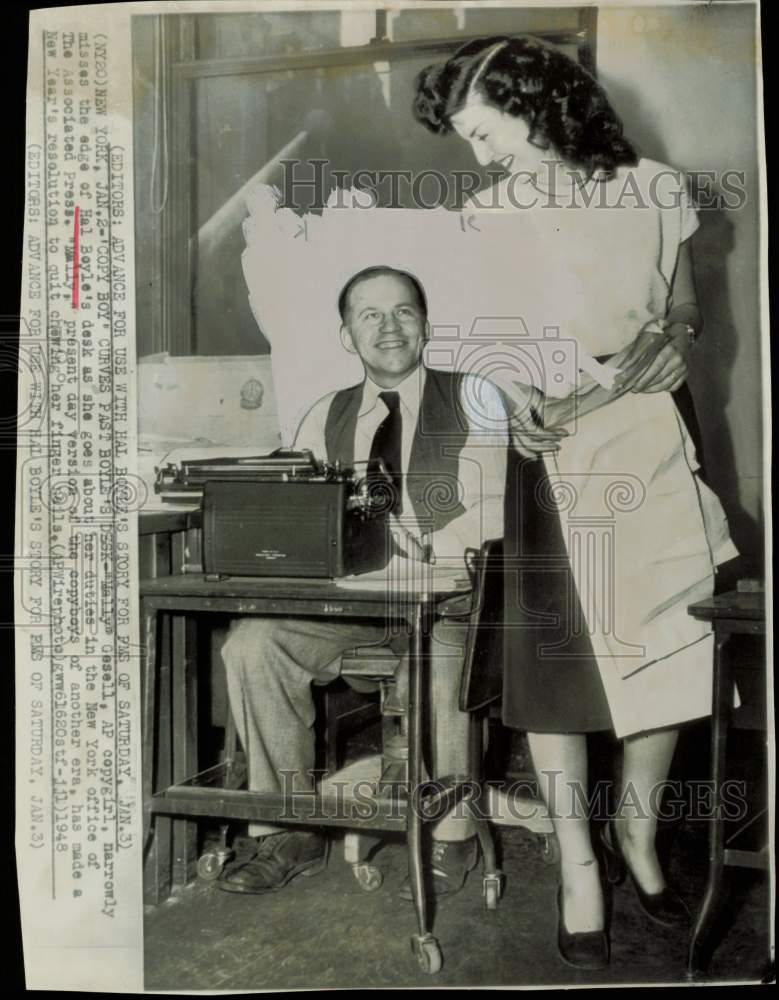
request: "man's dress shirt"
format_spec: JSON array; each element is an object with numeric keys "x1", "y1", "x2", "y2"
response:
[{"x1": 294, "y1": 365, "x2": 509, "y2": 566}]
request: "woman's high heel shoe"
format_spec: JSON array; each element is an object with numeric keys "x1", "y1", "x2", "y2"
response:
[
  {"x1": 598, "y1": 823, "x2": 691, "y2": 928},
  {"x1": 556, "y1": 887, "x2": 609, "y2": 971},
  {"x1": 599, "y1": 823, "x2": 627, "y2": 886}
]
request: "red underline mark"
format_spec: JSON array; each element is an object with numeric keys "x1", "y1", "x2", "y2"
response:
[{"x1": 72, "y1": 205, "x2": 80, "y2": 310}]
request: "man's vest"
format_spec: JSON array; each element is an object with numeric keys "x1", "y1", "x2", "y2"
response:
[{"x1": 324, "y1": 368, "x2": 468, "y2": 533}]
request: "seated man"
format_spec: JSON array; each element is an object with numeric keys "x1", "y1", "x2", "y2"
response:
[{"x1": 219, "y1": 265, "x2": 508, "y2": 896}]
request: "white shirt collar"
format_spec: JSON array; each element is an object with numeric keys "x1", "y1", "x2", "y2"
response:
[{"x1": 358, "y1": 364, "x2": 426, "y2": 418}]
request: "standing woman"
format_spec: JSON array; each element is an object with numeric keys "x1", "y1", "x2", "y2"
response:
[{"x1": 412, "y1": 36, "x2": 738, "y2": 970}]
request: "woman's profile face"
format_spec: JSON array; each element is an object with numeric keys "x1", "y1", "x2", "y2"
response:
[{"x1": 450, "y1": 100, "x2": 551, "y2": 176}]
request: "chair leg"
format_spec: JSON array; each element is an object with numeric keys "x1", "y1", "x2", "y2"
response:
[
  {"x1": 319, "y1": 683, "x2": 383, "y2": 776},
  {"x1": 317, "y1": 688, "x2": 340, "y2": 776},
  {"x1": 468, "y1": 711, "x2": 487, "y2": 782},
  {"x1": 466, "y1": 707, "x2": 504, "y2": 910},
  {"x1": 222, "y1": 703, "x2": 244, "y2": 789},
  {"x1": 344, "y1": 832, "x2": 384, "y2": 892},
  {"x1": 197, "y1": 701, "x2": 242, "y2": 883},
  {"x1": 470, "y1": 807, "x2": 504, "y2": 911}
]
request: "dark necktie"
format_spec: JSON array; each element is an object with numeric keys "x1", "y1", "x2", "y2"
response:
[{"x1": 368, "y1": 390, "x2": 403, "y2": 514}]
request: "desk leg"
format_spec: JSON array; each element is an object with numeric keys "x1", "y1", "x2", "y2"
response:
[
  {"x1": 141, "y1": 603, "x2": 156, "y2": 854},
  {"x1": 408, "y1": 600, "x2": 442, "y2": 974},
  {"x1": 171, "y1": 613, "x2": 199, "y2": 889},
  {"x1": 144, "y1": 610, "x2": 173, "y2": 904},
  {"x1": 688, "y1": 629, "x2": 732, "y2": 977}
]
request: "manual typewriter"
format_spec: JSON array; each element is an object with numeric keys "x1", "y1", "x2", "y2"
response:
[{"x1": 155, "y1": 449, "x2": 391, "y2": 579}]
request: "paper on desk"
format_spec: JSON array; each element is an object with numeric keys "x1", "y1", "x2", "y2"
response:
[
  {"x1": 138, "y1": 432, "x2": 210, "y2": 454},
  {"x1": 156, "y1": 445, "x2": 275, "y2": 467},
  {"x1": 335, "y1": 555, "x2": 470, "y2": 593}
]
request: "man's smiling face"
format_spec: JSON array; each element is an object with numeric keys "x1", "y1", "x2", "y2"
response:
[{"x1": 340, "y1": 273, "x2": 428, "y2": 388}]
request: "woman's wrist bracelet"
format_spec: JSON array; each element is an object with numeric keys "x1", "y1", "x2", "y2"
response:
[{"x1": 667, "y1": 321, "x2": 698, "y2": 349}]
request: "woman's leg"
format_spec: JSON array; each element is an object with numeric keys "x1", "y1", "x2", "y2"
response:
[
  {"x1": 614, "y1": 728, "x2": 679, "y2": 893},
  {"x1": 527, "y1": 731, "x2": 604, "y2": 933}
]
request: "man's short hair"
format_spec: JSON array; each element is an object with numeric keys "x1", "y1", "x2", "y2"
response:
[{"x1": 337, "y1": 266, "x2": 429, "y2": 323}]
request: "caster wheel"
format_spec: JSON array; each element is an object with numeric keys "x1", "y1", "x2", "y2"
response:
[
  {"x1": 412, "y1": 936, "x2": 443, "y2": 975},
  {"x1": 483, "y1": 873, "x2": 503, "y2": 911},
  {"x1": 352, "y1": 862, "x2": 383, "y2": 892},
  {"x1": 197, "y1": 852, "x2": 224, "y2": 882},
  {"x1": 541, "y1": 834, "x2": 561, "y2": 866}
]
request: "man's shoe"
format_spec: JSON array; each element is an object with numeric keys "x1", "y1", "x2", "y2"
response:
[
  {"x1": 219, "y1": 830, "x2": 328, "y2": 894},
  {"x1": 399, "y1": 836, "x2": 479, "y2": 901}
]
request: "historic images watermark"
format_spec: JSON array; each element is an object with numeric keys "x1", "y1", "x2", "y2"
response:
[
  {"x1": 278, "y1": 158, "x2": 749, "y2": 211},
  {"x1": 273, "y1": 769, "x2": 751, "y2": 825}
]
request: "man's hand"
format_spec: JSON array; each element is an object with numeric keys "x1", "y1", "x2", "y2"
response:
[{"x1": 510, "y1": 416, "x2": 570, "y2": 457}]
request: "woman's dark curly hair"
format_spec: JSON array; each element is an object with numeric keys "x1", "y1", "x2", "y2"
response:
[{"x1": 413, "y1": 35, "x2": 638, "y2": 181}]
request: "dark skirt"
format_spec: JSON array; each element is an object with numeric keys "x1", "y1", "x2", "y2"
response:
[
  {"x1": 502, "y1": 447, "x2": 613, "y2": 734},
  {"x1": 501, "y1": 383, "x2": 705, "y2": 735}
]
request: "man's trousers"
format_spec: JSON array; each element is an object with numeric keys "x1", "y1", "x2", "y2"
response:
[{"x1": 221, "y1": 615, "x2": 470, "y2": 837}]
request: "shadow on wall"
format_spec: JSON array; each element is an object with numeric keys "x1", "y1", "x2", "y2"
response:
[
  {"x1": 602, "y1": 74, "x2": 670, "y2": 174},
  {"x1": 690, "y1": 206, "x2": 763, "y2": 585},
  {"x1": 604, "y1": 76, "x2": 763, "y2": 580}
]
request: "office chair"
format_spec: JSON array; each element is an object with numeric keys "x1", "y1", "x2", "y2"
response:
[
  {"x1": 196, "y1": 539, "x2": 554, "y2": 973},
  {"x1": 327, "y1": 539, "x2": 509, "y2": 899}
]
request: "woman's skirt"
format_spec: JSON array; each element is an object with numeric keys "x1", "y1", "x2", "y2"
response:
[
  {"x1": 502, "y1": 445, "x2": 613, "y2": 733},
  {"x1": 502, "y1": 385, "x2": 737, "y2": 738}
]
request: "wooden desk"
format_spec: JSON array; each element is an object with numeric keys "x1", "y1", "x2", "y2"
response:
[
  {"x1": 139, "y1": 508, "x2": 200, "y2": 578},
  {"x1": 686, "y1": 591, "x2": 768, "y2": 977},
  {"x1": 140, "y1": 571, "x2": 477, "y2": 973}
]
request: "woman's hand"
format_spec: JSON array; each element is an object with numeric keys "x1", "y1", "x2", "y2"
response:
[
  {"x1": 614, "y1": 321, "x2": 690, "y2": 395},
  {"x1": 618, "y1": 237, "x2": 700, "y2": 394},
  {"x1": 505, "y1": 317, "x2": 689, "y2": 438}
]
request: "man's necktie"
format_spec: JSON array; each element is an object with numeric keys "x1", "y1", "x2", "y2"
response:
[{"x1": 368, "y1": 390, "x2": 403, "y2": 514}]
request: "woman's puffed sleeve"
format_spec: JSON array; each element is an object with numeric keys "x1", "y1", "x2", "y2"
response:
[
  {"x1": 655, "y1": 165, "x2": 700, "y2": 290},
  {"x1": 678, "y1": 173, "x2": 700, "y2": 243}
]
